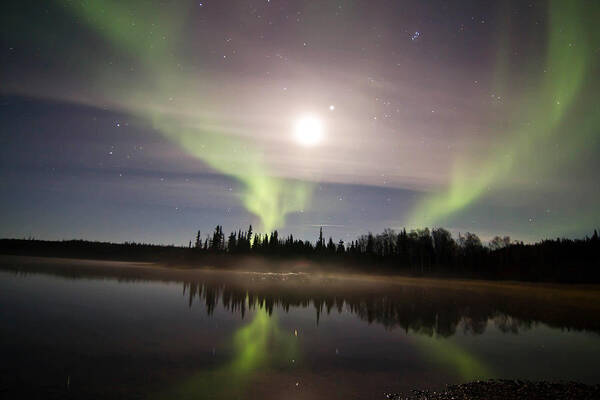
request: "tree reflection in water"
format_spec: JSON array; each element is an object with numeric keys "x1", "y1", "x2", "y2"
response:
[{"x1": 180, "y1": 273, "x2": 600, "y2": 337}]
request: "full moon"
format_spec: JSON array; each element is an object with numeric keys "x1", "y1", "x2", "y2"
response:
[{"x1": 293, "y1": 115, "x2": 324, "y2": 146}]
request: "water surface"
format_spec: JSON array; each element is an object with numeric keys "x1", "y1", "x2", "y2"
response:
[{"x1": 1, "y1": 256, "x2": 599, "y2": 399}]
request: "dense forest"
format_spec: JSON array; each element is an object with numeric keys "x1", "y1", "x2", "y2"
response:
[
  {"x1": 185, "y1": 225, "x2": 600, "y2": 282},
  {"x1": 1, "y1": 225, "x2": 600, "y2": 283}
]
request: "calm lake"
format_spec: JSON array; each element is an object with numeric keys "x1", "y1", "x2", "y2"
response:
[{"x1": 1, "y1": 256, "x2": 600, "y2": 399}]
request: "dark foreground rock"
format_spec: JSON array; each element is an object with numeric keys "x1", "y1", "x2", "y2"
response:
[{"x1": 386, "y1": 380, "x2": 600, "y2": 400}]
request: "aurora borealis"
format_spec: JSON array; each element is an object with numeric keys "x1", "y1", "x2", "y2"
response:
[{"x1": 1, "y1": 0, "x2": 599, "y2": 243}]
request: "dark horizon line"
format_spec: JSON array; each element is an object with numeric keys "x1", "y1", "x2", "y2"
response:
[{"x1": 2, "y1": 225, "x2": 599, "y2": 249}]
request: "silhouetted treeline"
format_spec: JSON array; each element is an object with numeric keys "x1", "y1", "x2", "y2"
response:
[
  {"x1": 2, "y1": 226, "x2": 600, "y2": 282},
  {"x1": 186, "y1": 225, "x2": 600, "y2": 283}
]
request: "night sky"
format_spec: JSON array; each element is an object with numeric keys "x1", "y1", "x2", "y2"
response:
[{"x1": 1, "y1": 0, "x2": 599, "y2": 245}]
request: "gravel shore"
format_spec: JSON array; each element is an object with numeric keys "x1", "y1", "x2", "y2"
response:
[{"x1": 386, "y1": 380, "x2": 600, "y2": 400}]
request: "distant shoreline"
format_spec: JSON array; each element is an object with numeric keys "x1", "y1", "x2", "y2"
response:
[
  {"x1": 2, "y1": 233, "x2": 600, "y2": 284},
  {"x1": 2, "y1": 254, "x2": 600, "y2": 294}
]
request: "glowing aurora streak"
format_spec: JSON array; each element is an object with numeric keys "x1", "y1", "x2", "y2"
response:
[
  {"x1": 412, "y1": 335, "x2": 491, "y2": 381},
  {"x1": 409, "y1": 0, "x2": 600, "y2": 229},
  {"x1": 64, "y1": 0, "x2": 313, "y2": 232},
  {"x1": 155, "y1": 306, "x2": 298, "y2": 399}
]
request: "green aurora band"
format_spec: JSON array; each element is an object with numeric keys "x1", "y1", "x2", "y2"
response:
[
  {"x1": 155, "y1": 305, "x2": 298, "y2": 399},
  {"x1": 409, "y1": 0, "x2": 600, "y2": 231},
  {"x1": 45, "y1": 0, "x2": 600, "y2": 236},
  {"x1": 153, "y1": 117, "x2": 312, "y2": 233},
  {"x1": 412, "y1": 334, "x2": 491, "y2": 381},
  {"x1": 64, "y1": 0, "x2": 313, "y2": 233}
]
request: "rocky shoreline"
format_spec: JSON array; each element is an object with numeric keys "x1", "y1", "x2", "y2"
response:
[{"x1": 386, "y1": 380, "x2": 600, "y2": 400}]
